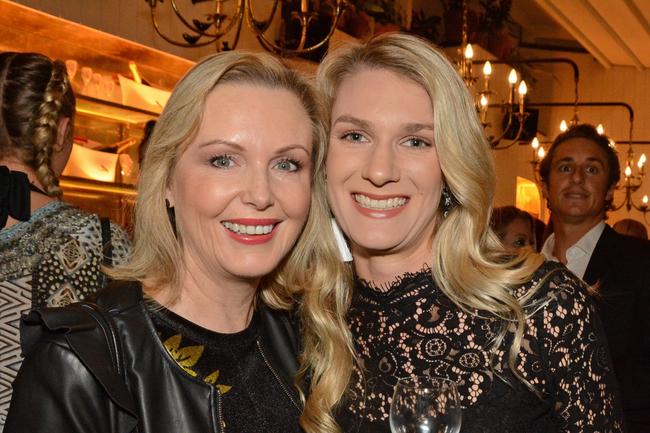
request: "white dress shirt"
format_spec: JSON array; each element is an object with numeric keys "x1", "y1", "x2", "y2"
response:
[{"x1": 541, "y1": 221, "x2": 606, "y2": 279}]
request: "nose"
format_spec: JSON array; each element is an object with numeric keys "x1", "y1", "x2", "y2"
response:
[
  {"x1": 361, "y1": 142, "x2": 400, "y2": 186},
  {"x1": 241, "y1": 165, "x2": 274, "y2": 210},
  {"x1": 570, "y1": 167, "x2": 585, "y2": 184}
]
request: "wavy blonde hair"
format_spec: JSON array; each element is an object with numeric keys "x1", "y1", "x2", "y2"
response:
[
  {"x1": 0, "y1": 52, "x2": 75, "y2": 196},
  {"x1": 317, "y1": 33, "x2": 545, "y2": 387},
  {"x1": 109, "y1": 50, "x2": 353, "y2": 433}
]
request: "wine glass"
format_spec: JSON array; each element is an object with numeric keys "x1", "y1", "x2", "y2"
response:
[{"x1": 390, "y1": 375, "x2": 462, "y2": 433}]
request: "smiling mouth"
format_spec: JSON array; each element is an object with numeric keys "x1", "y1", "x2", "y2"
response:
[
  {"x1": 221, "y1": 221, "x2": 276, "y2": 235},
  {"x1": 353, "y1": 193, "x2": 408, "y2": 210},
  {"x1": 564, "y1": 191, "x2": 589, "y2": 199}
]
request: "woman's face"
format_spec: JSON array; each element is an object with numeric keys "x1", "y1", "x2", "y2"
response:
[
  {"x1": 499, "y1": 218, "x2": 534, "y2": 251},
  {"x1": 326, "y1": 68, "x2": 442, "y2": 264},
  {"x1": 166, "y1": 83, "x2": 313, "y2": 282}
]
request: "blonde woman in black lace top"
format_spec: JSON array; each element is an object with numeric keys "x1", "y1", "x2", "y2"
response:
[{"x1": 317, "y1": 33, "x2": 624, "y2": 433}]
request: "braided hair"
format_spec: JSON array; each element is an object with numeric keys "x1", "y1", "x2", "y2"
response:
[{"x1": 0, "y1": 52, "x2": 76, "y2": 197}]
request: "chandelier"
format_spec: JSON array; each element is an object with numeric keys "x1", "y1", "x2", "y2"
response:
[
  {"x1": 144, "y1": 0, "x2": 347, "y2": 56},
  {"x1": 455, "y1": 2, "x2": 528, "y2": 149},
  {"x1": 454, "y1": 1, "x2": 647, "y2": 216}
]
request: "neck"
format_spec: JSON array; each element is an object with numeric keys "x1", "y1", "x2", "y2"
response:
[
  {"x1": 1, "y1": 159, "x2": 37, "y2": 183},
  {"x1": 551, "y1": 217, "x2": 603, "y2": 263},
  {"x1": 352, "y1": 243, "x2": 432, "y2": 287},
  {"x1": 149, "y1": 261, "x2": 259, "y2": 334}
]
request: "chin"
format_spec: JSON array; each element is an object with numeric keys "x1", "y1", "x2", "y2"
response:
[{"x1": 352, "y1": 236, "x2": 403, "y2": 254}]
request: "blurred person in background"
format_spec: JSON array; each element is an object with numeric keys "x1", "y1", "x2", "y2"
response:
[
  {"x1": 491, "y1": 205, "x2": 537, "y2": 252},
  {"x1": 0, "y1": 51, "x2": 131, "y2": 429},
  {"x1": 612, "y1": 218, "x2": 648, "y2": 240},
  {"x1": 539, "y1": 123, "x2": 650, "y2": 432}
]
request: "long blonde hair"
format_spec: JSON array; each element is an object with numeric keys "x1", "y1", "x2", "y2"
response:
[
  {"x1": 109, "y1": 50, "x2": 353, "y2": 433},
  {"x1": 0, "y1": 52, "x2": 75, "y2": 196},
  {"x1": 318, "y1": 33, "x2": 545, "y2": 386}
]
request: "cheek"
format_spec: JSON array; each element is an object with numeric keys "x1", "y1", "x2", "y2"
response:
[
  {"x1": 278, "y1": 175, "x2": 312, "y2": 221},
  {"x1": 411, "y1": 163, "x2": 443, "y2": 197},
  {"x1": 326, "y1": 148, "x2": 357, "y2": 198}
]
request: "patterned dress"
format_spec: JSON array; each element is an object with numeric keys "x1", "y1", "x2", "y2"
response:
[
  {"x1": 0, "y1": 201, "x2": 131, "y2": 430},
  {"x1": 337, "y1": 261, "x2": 624, "y2": 433}
]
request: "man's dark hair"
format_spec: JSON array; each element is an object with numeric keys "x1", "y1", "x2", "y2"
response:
[{"x1": 538, "y1": 123, "x2": 621, "y2": 190}]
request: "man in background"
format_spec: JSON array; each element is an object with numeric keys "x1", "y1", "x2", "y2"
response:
[{"x1": 539, "y1": 123, "x2": 650, "y2": 432}]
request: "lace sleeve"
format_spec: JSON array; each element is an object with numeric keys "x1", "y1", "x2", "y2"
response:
[{"x1": 533, "y1": 269, "x2": 625, "y2": 433}]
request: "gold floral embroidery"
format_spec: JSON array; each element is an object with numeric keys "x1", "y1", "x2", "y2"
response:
[
  {"x1": 163, "y1": 334, "x2": 232, "y2": 394},
  {"x1": 205, "y1": 369, "x2": 232, "y2": 394}
]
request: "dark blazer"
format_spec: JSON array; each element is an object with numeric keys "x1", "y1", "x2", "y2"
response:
[
  {"x1": 583, "y1": 224, "x2": 650, "y2": 433},
  {"x1": 5, "y1": 281, "x2": 301, "y2": 433}
]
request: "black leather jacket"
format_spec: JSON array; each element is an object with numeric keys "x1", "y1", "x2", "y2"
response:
[{"x1": 5, "y1": 281, "x2": 302, "y2": 433}]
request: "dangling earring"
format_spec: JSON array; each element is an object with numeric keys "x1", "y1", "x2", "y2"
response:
[
  {"x1": 331, "y1": 218, "x2": 353, "y2": 262},
  {"x1": 441, "y1": 186, "x2": 458, "y2": 218},
  {"x1": 165, "y1": 199, "x2": 177, "y2": 236}
]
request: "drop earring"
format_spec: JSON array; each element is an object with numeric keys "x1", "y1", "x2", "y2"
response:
[{"x1": 441, "y1": 186, "x2": 458, "y2": 218}]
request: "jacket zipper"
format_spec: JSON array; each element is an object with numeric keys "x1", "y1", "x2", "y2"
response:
[
  {"x1": 256, "y1": 339, "x2": 301, "y2": 410},
  {"x1": 216, "y1": 386, "x2": 226, "y2": 432}
]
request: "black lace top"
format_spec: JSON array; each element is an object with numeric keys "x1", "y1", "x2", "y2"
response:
[{"x1": 338, "y1": 261, "x2": 624, "y2": 433}]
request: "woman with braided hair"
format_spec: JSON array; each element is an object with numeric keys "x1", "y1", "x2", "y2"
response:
[{"x1": 0, "y1": 52, "x2": 131, "y2": 429}]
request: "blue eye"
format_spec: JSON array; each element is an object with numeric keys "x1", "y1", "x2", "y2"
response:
[
  {"x1": 274, "y1": 158, "x2": 302, "y2": 172},
  {"x1": 341, "y1": 132, "x2": 367, "y2": 142},
  {"x1": 403, "y1": 137, "x2": 431, "y2": 148},
  {"x1": 211, "y1": 154, "x2": 235, "y2": 169}
]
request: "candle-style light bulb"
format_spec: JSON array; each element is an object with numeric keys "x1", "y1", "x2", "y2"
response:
[
  {"x1": 625, "y1": 165, "x2": 632, "y2": 177},
  {"x1": 609, "y1": 139, "x2": 616, "y2": 149},
  {"x1": 638, "y1": 153, "x2": 646, "y2": 169},
  {"x1": 518, "y1": 80, "x2": 528, "y2": 96},
  {"x1": 560, "y1": 120, "x2": 568, "y2": 132},
  {"x1": 464, "y1": 44, "x2": 474, "y2": 59},
  {"x1": 479, "y1": 94, "x2": 489, "y2": 123},
  {"x1": 518, "y1": 81, "x2": 527, "y2": 114},
  {"x1": 508, "y1": 69, "x2": 517, "y2": 85},
  {"x1": 596, "y1": 124, "x2": 604, "y2": 135},
  {"x1": 483, "y1": 61, "x2": 492, "y2": 77},
  {"x1": 538, "y1": 147, "x2": 546, "y2": 159},
  {"x1": 643, "y1": 195, "x2": 649, "y2": 205},
  {"x1": 531, "y1": 137, "x2": 539, "y2": 150}
]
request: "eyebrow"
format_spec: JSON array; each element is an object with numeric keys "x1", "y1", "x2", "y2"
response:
[
  {"x1": 554, "y1": 156, "x2": 606, "y2": 165},
  {"x1": 196, "y1": 139, "x2": 311, "y2": 156},
  {"x1": 332, "y1": 114, "x2": 434, "y2": 133}
]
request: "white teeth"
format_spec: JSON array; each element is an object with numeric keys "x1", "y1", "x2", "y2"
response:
[
  {"x1": 222, "y1": 222, "x2": 274, "y2": 235},
  {"x1": 354, "y1": 194, "x2": 407, "y2": 210}
]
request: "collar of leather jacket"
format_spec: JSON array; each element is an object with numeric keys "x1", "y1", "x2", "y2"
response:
[{"x1": 20, "y1": 280, "x2": 303, "y2": 429}]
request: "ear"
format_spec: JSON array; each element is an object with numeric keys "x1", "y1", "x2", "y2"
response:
[
  {"x1": 53, "y1": 117, "x2": 72, "y2": 152},
  {"x1": 540, "y1": 181, "x2": 549, "y2": 201},
  {"x1": 605, "y1": 183, "x2": 615, "y2": 203},
  {"x1": 165, "y1": 185, "x2": 175, "y2": 208}
]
